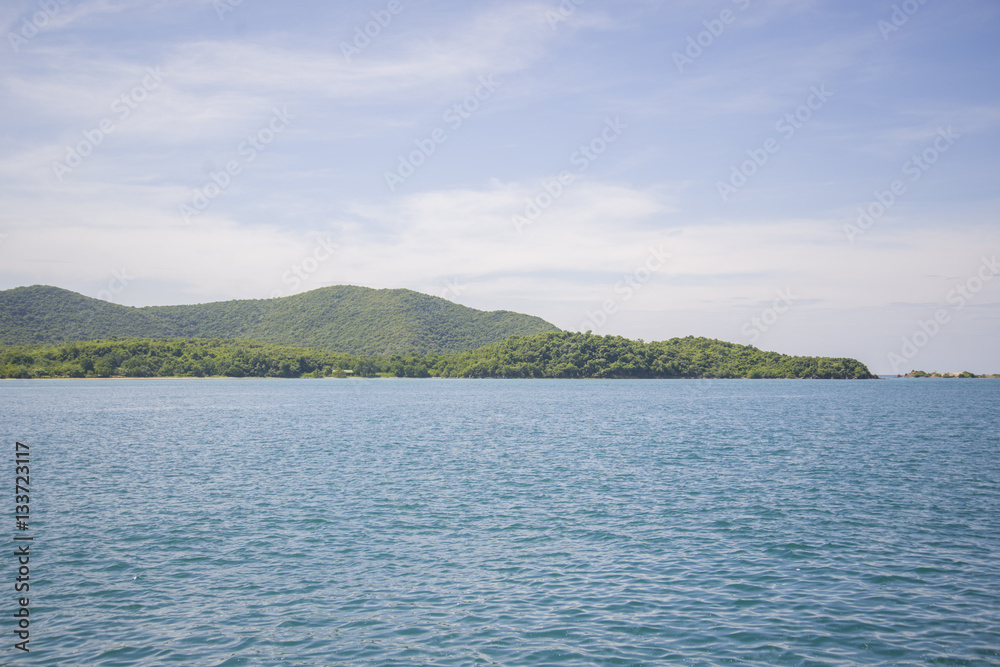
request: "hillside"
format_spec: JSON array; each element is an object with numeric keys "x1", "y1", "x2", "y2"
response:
[
  {"x1": 431, "y1": 332, "x2": 875, "y2": 379},
  {"x1": 0, "y1": 285, "x2": 560, "y2": 355},
  {"x1": 0, "y1": 333, "x2": 876, "y2": 379}
]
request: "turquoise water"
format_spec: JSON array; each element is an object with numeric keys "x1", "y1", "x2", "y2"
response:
[{"x1": 2, "y1": 378, "x2": 999, "y2": 665}]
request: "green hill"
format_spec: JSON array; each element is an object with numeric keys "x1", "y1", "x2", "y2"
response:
[
  {"x1": 0, "y1": 287, "x2": 876, "y2": 379},
  {"x1": 0, "y1": 333, "x2": 875, "y2": 379},
  {"x1": 431, "y1": 331, "x2": 875, "y2": 379},
  {"x1": 0, "y1": 285, "x2": 560, "y2": 355}
]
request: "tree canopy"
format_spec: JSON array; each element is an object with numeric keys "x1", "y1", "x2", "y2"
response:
[
  {"x1": 0, "y1": 332, "x2": 875, "y2": 380},
  {"x1": 0, "y1": 285, "x2": 559, "y2": 355}
]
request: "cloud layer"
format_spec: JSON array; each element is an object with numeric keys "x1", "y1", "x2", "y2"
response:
[{"x1": 1, "y1": 0, "x2": 998, "y2": 373}]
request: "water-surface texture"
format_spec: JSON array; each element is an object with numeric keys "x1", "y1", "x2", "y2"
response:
[{"x1": 2, "y1": 379, "x2": 998, "y2": 665}]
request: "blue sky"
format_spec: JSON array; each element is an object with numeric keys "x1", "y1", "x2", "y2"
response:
[{"x1": 1, "y1": 0, "x2": 998, "y2": 374}]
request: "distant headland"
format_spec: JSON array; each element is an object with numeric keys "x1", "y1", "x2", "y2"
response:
[{"x1": 0, "y1": 284, "x2": 876, "y2": 379}]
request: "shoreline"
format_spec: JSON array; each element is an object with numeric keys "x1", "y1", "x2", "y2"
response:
[{"x1": 1, "y1": 375, "x2": 894, "y2": 381}]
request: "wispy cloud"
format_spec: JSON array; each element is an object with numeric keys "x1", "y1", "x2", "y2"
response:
[{"x1": 0, "y1": 0, "x2": 998, "y2": 369}]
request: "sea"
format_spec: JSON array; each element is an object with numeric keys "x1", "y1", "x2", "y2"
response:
[{"x1": 1, "y1": 378, "x2": 998, "y2": 665}]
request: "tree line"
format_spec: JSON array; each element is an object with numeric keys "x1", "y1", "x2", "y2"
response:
[{"x1": 0, "y1": 332, "x2": 875, "y2": 379}]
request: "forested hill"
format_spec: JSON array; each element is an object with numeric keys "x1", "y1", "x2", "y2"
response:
[
  {"x1": 433, "y1": 332, "x2": 875, "y2": 379},
  {"x1": 0, "y1": 332, "x2": 876, "y2": 379},
  {"x1": 0, "y1": 285, "x2": 560, "y2": 355}
]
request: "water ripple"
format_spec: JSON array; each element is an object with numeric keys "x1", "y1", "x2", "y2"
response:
[{"x1": 1, "y1": 379, "x2": 998, "y2": 664}]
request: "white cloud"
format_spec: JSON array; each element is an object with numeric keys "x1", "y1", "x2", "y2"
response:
[{"x1": 0, "y1": 0, "x2": 997, "y2": 369}]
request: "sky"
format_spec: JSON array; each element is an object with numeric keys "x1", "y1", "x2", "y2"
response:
[{"x1": 0, "y1": 0, "x2": 998, "y2": 375}]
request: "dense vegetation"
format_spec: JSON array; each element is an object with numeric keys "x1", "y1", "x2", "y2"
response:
[
  {"x1": 0, "y1": 332, "x2": 875, "y2": 379},
  {"x1": 0, "y1": 285, "x2": 559, "y2": 355},
  {"x1": 0, "y1": 338, "x2": 371, "y2": 379},
  {"x1": 430, "y1": 332, "x2": 875, "y2": 379}
]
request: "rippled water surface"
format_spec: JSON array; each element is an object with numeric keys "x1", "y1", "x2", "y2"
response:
[{"x1": 2, "y1": 378, "x2": 999, "y2": 665}]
